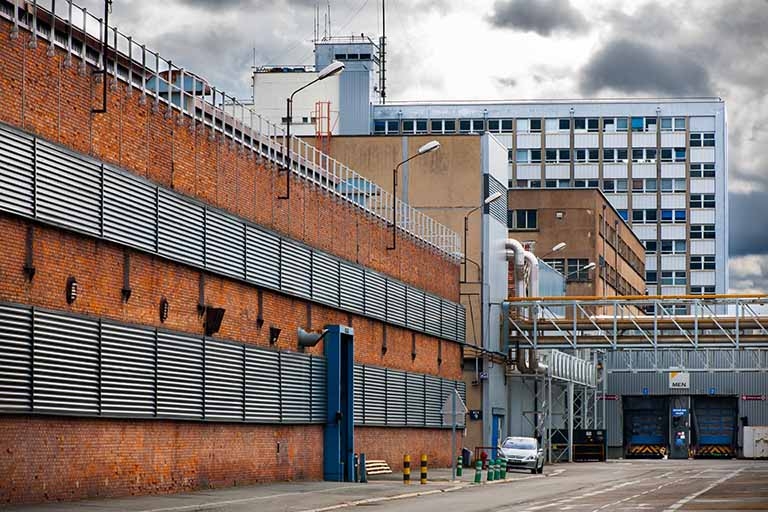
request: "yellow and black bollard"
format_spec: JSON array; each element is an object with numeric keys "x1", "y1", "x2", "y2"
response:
[
  {"x1": 403, "y1": 455, "x2": 411, "y2": 485},
  {"x1": 420, "y1": 454, "x2": 428, "y2": 484}
]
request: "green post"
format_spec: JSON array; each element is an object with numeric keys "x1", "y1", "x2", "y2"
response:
[
  {"x1": 494, "y1": 459, "x2": 501, "y2": 480},
  {"x1": 456, "y1": 455, "x2": 463, "y2": 477},
  {"x1": 487, "y1": 459, "x2": 494, "y2": 482},
  {"x1": 474, "y1": 460, "x2": 482, "y2": 484},
  {"x1": 500, "y1": 458, "x2": 507, "y2": 480}
]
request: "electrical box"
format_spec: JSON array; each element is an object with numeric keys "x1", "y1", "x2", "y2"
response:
[{"x1": 743, "y1": 426, "x2": 768, "y2": 458}]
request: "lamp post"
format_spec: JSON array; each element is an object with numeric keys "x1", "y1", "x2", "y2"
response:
[
  {"x1": 462, "y1": 191, "x2": 503, "y2": 282},
  {"x1": 563, "y1": 262, "x2": 596, "y2": 293},
  {"x1": 278, "y1": 60, "x2": 344, "y2": 200},
  {"x1": 387, "y1": 140, "x2": 440, "y2": 250},
  {"x1": 540, "y1": 242, "x2": 567, "y2": 260}
]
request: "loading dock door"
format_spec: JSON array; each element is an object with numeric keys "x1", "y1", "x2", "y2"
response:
[
  {"x1": 692, "y1": 396, "x2": 738, "y2": 458},
  {"x1": 623, "y1": 396, "x2": 669, "y2": 458}
]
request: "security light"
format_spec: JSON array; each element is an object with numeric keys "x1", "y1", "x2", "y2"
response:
[
  {"x1": 483, "y1": 191, "x2": 503, "y2": 205},
  {"x1": 417, "y1": 140, "x2": 440, "y2": 154},
  {"x1": 317, "y1": 60, "x2": 345, "y2": 80}
]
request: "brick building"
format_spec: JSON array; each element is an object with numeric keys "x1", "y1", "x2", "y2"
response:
[{"x1": 0, "y1": 1, "x2": 466, "y2": 505}]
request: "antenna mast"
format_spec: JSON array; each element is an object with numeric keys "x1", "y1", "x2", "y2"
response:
[{"x1": 379, "y1": 0, "x2": 386, "y2": 103}]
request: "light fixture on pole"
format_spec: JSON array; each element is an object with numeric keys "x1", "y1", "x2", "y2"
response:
[
  {"x1": 278, "y1": 60, "x2": 344, "y2": 200},
  {"x1": 387, "y1": 140, "x2": 441, "y2": 250},
  {"x1": 461, "y1": 191, "x2": 503, "y2": 282},
  {"x1": 564, "y1": 261, "x2": 596, "y2": 279},
  {"x1": 540, "y1": 242, "x2": 567, "y2": 259}
]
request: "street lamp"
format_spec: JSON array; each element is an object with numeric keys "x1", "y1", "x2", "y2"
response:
[
  {"x1": 564, "y1": 261, "x2": 596, "y2": 279},
  {"x1": 278, "y1": 60, "x2": 344, "y2": 200},
  {"x1": 386, "y1": 140, "x2": 441, "y2": 250},
  {"x1": 462, "y1": 191, "x2": 503, "y2": 282},
  {"x1": 540, "y1": 242, "x2": 567, "y2": 259}
]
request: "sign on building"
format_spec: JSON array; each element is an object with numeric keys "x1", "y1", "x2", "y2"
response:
[{"x1": 668, "y1": 371, "x2": 690, "y2": 389}]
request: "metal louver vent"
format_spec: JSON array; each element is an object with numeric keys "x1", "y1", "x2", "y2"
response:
[
  {"x1": 157, "y1": 190, "x2": 205, "y2": 267},
  {"x1": 339, "y1": 263, "x2": 364, "y2": 313},
  {"x1": 280, "y1": 351, "x2": 312, "y2": 423},
  {"x1": 156, "y1": 332, "x2": 203, "y2": 419},
  {"x1": 204, "y1": 340, "x2": 244, "y2": 421},
  {"x1": 100, "y1": 322, "x2": 156, "y2": 416},
  {"x1": 205, "y1": 209, "x2": 246, "y2": 279},
  {"x1": 406, "y1": 288, "x2": 425, "y2": 331},
  {"x1": 312, "y1": 251, "x2": 340, "y2": 307},
  {"x1": 386, "y1": 369, "x2": 406, "y2": 425},
  {"x1": 280, "y1": 241, "x2": 311, "y2": 298},
  {"x1": 0, "y1": 305, "x2": 32, "y2": 411},
  {"x1": 245, "y1": 226, "x2": 280, "y2": 289},
  {"x1": 102, "y1": 167, "x2": 157, "y2": 252},
  {"x1": 386, "y1": 280, "x2": 406, "y2": 326},
  {"x1": 0, "y1": 126, "x2": 34, "y2": 216},
  {"x1": 364, "y1": 271, "x2": 386, "y2": 320},
  {"x1": 244, "y1": 346, "x2": 280, "y2": 423}
]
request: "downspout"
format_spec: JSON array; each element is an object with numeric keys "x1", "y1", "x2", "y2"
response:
[{"x1": 523, "y1": 250, "x2": 539, "y2": 298}]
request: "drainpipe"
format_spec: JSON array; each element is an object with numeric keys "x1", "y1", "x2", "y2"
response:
[{"x1": 523, "y1": 250, "x2": 539, "y2": 298}]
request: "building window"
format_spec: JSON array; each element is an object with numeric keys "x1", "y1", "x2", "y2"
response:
[
  {"x1": 660, "y1": 209, "x2": 686, "y2": 223},
  {"x1": 566, "y1": 258, "x2": 591, "y2": 282},
  {"x1": 545, "y1": 148, "x2": 570, "y2": 163},
  {"x1": 660, "y1": 117, "x2": 686, "y2": 131},
  {"x1": 661, "y1": 271, "x2": 687, "y2": 285},
  {"x1": 690, "y1": 194, "x2": 715, "y2": 208},
  {"x1": 401, "y1": 119, "x2": 428, "y2": 134},
  {"x1": 646, "y1": 271, "x2": 658, "y2": 284},
  {"x1": 559, "y1": 118, "x2": 571, "y2": 131},
  {"x1": 690, "y1": 163, "x2": 715, "y2": 178},
  {"x1": 574, "y1": 179, "x2": 599, "y2": 188},
  {"x1": 690, "y1": 132, "x2": 715, "y2": 147},
  {"x1": 691, "y1": 224, "x2": 716, "y2": 239},
  {"x1": 661, "y1": 240, "x2": 686, "y2": 254},
  {"x1": 691, "y1": 255, "x2": 716, "y2": 270},
  {"x1": 691, "y1": 286, "x2": 716, "y2": 294},
  {"x1": 508, "y1": 209, "x2": 537, "y2": 230},
  {"x1": 644, "y1": 240, "x2": 658, "y2": 253},
  {"x1": 632, "y1": 148, "x2": 658, "y2": 163},
  {"x1": 660, "y1": 178, "x2": 686, "y2": 193},
  {"x1": 617, "y1": 209, "x2": 628, "y2": 221},
  {"x1": 459, "y1": 119, "x2": 485, "y2": 134},
  {"x1": 631, "y1": 117, "x2": 644, "y2": 132},
  {"x1": 529, "y1": 119, "x2": 542, "y2": 133},
  {"x1": 603, "y1": 148, "x2": 628, "y2": 163},
  {"x1": 543, "y1": 258, "x2": 565, "y2": 274},
  {"x1": 588, "y1": 118, "x2": 599, "y2": 132},
  {"x1": 488, "y1": 119, "x2": 513, "y2": 133},
  {"x1": 602, "y1": 179, "x2": 627, "y2": 193}
]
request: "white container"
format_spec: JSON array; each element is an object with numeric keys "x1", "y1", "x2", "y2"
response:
[{"x1": 743, "y1": 426, "x2": 768, "y2": 458}]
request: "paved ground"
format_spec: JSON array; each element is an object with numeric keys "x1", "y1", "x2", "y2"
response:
[{"x1": 5, "y1": 460, "x2": 767, "y2": 511}]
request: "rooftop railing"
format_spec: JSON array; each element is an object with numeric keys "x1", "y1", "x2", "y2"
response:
[{"x1": 0, "y1": 0, "x2": 461, "y2": 260}]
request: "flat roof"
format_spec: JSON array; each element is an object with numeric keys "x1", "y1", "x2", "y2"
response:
[{"x1": 376, "y1": 97, "x2": 723, "y2": 106}]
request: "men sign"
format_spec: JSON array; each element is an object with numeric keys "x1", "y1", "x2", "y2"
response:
[{"x1": 669, "y1": 371, "x2": 690, "y2": 389}]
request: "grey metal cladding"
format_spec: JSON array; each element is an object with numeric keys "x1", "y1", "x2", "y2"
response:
[
  {"x1": 424, "y1": 294, "x2": 442, "y2": 337},
  {"x1": 386, "y1": 280, "x2": 407, "y2": 326},
  {"x1": 339, "y1": 262, "x2": 364, "y2": 313},
  {"x1": 606, "y1": 399, "x2": 622, "y2": 447},
  {"x1": 364, "y1": 270, "x2": 386, "y2": 320},
  {"x1": 205, "y1": 209, "x2": 246, "y2": 279},
  {"x1": 364, "y1": 366, "x2": 387, "y2": 424},
  {"x1": 0, "y1": 304, "x2": 33, "y2": 411},
  {"x1": 100, "y1": 322, "x2": 156, "y2": 416},
  {"x1": 312, "y1": 251, "x2": 340, "y2": 307},
  {"x1": 244, "y1": 346, "x2": 280, "y2": 423},
  {"x1": 280, "y1": 351, "x2": 312, "y2": 423},
  {"x1": 156, "y1": 331, "x2": 204, "y2": 419},
  {"x1": 280, "y1": 240, "x2": 311, "y2": 298},
  {"x1": 0, "y1": 126, "x2": 34, "y2": 216},
  {"x1": 102, "y1": 167, "x2": 157, "y2": 252},
  {"x1": 456, "y1": 305, "x2": 466, "y2": 342},
  {"x1": 157, "y1": 190, "x2": 205, "y2": 267},
  {"x1": 425, "y1": 375, "x2": 443, "y2": 427},
  {"x1": 441, "y1": 301, "x2": 457, "y2": 341},
  {"x1": 35, "y1": 141, "x2": 101, "y2": 235},
  {"x1": 406, "y1": 287, "x2": 425, "y2": 332},
  {"x1": 33, "y1": 310, "x2": 100, "y2": 415},
  {"x1": 204, "y1": 340, "x2": 244, "y2": 421},
  {"x1": 311, "y1": 356, "x2": 327, "y2": 422},
  {"x1": 386, "y1": 369, "x2": 406, "y2": 425},
  {"x1": 354, "y1": 364, "x2": 365, "y2": 423},
  {"x1": 245, "y1": 225, "x2": 280, "y2": 289},
  {"x1": 406, "y1": 373, "x2": 426, "y2": 427}
]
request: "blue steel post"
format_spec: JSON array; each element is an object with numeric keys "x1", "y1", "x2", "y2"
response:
[{"x1": 323, "y1": 324, "x2": 355, "y2": 482}]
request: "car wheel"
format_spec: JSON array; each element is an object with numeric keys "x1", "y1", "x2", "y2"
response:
[
  {"x1": 530, "y1": 467, "x2": 537, "y2": 474},
  {"x1": 537, "y1": 462, "x2": 544, "y2": 474}
]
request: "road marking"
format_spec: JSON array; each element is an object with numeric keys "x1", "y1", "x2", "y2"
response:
[
  {"x1": 663, "y1": 467, "x2": 745, "y2": 511},
  {"x1": 590, "y1": 469, "x2": 711, "y2": 512}
]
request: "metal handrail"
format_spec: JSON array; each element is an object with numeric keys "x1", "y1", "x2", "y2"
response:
[{"x1": 1, "y1": 0, "x2": 461, "y2": 259}]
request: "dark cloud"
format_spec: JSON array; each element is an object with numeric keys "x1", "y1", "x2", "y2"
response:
[
  {"x1": 729, "y1": 191, "x2": 768, "y2": 256},
  {"x1": 495, "y1": 76, "x2": 517, "y2": 88},
  {"x1": 579, "y1": 39, "x2": 713, "y2": 96},
  {"x1": 487, "y1": 0, "x2": 587, "y2": 36}
]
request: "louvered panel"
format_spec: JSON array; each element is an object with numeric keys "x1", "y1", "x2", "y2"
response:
[
  {"x1": 339, "y1": 262, "x2": 364, "y2": 313},
  {"x1": 0, "y1": 304, "x2": 32, "y2": 411},
  {"x1": 424, "y1": 294, "x2": 442, "y2": 337},
  {"x1": 364, "y1": 271, "x2": 386, "y2": 320},
  {"x1": 406, "y1": 373, "x2": 426, "y2": 427},
  {"x1": 456, "y1": 305, "x2": 466, "y2": 343},
  {"x1": 156, "y1": 332, "x2": 203, "y2": 419},
  {"x1": 205, "y1": 209, "x2": 245, "y2": 279},
  {"x1": 310, "y1": 356, "x2": 327, "y2": 423},
  {"x1": 406, "y1": 287, "x2": 425, "y2": 332},
  {"x1": 102, "y1": 167, "x2": 157, "y2": 252},
  {"x1": 441, "y1": 300, "x2": 458, "y2": 341},
  {"x1": 364, "y1": 366, "x2": 386, "y2": 425},
  {"x1": 354, "y1": 364, "x2": 365, "y2": 424},
  {"x1": 244, "y1": 347, "x2": 280, "y2": 423},
  {"x1": 157, "y1": 190, "x2": 205, "y2": 267},
  {"x1": 425, "y1": 375, "x2": 443, "y2": 428},
  {"x1": 0, "y1": 125, "x2": 34, "y2": 216},
  {"x1": 36, "y1": 141, "x2": 101, "y2": 235},
  {"x1": 280, "y1": 240, "x2": 311, "y2": 298},
  {"x1": 386, "y1": 369, "x2": 406, "y2": 426},
  {"x1": 311, "y1": 251, "x2": 339, "y2": 307},
  {"x1": 33, "y1": 311, "x2": 99, "y2": 414},
  {"x1": 386, "y1": 280, "x2": 406, "y2": 326},
  {"x1": 204, "y1": 340, "x2": 244, "y2": 421},
  {"x1": 100, "y1": 322, "x2": 155, "y2": 416},
  {"x1": 245, "y1": 226, "x2": 280, "y2": 289},
  {"x1": 280, "y1": 351, "x2": 312, "y2": 423}
]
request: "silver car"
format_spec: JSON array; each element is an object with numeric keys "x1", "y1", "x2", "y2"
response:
[{"x1": 498, "y1": 436, "x2": 545, "y2": 474}]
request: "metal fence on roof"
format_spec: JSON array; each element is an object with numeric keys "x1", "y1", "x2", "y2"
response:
[{"x1": 0, "y1": 0, "x2": 460, "y2": 259}]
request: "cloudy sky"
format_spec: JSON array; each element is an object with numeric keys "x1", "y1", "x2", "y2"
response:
[{"x1": 83, "y1": 0, "x2": 768, "y2": 293}]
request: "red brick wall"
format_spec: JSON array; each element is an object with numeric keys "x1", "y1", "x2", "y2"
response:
[
  {"x1": 0, "y1": 416, "x2": 323, "y2": 504},
  {"x1": 355, "y1": 427, "x2": 456, "y2": 470},
  {"x1": 0, "y1": 215, "x2": 462, "y2": 378},
  {"x1": 0, "y1": 20, "x2": 459, "y2": 302}
]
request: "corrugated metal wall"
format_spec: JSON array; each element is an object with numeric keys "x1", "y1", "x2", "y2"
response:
[{"x1": 0, "y1": 123, "x2": 465, "y2": 343}]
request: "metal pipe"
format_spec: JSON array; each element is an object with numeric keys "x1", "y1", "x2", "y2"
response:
[
  {"x1": 505, "y1": 239, "x2": 525, "y2": 298},
  {"x1": 523, "y1": 250, "x2": 539, "y2": 297}
]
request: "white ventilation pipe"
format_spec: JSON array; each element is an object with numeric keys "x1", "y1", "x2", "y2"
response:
[
  {"x1": 505, "y1": 239, "x2": 525, "y2": 298},
  {"x1": 523, "y1": 250, "x2": 539, "y2": 298}
]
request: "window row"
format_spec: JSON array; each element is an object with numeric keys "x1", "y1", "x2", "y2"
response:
[
  {"x1": 599, "y1": 259, "x2": 644, "y2": 296},
  {"x1": 632, "y1": 209, "x2": 687, "y2": 224},
  {"x1": 690, "y1": 132, "x2": 715, "y2": 147},
  {"x1": 691, "y1": 224, "x2": 715, "y2": 239},
  {"x1": 690, "y1": 194, "x2": 716, "y2": 208},
  {"x1": 508, "y1": 209, "x2": 537, "y2": 230},
  {"x1": 646, "y1": 271, "x2": 687, "y2": 285},
  {"x1": 691, "y1": 286, "x2": 716, "y2": 294},
  {"x1": 644, "y1": 239, "x2": 686, "y2": 254},
  {"x1": 543, "y1": 258, "x2": 593, "y2": 282},
  {"x1": 598, "y1": 215, "x2": 645, "y2": 277},
  {"x1": 690, "y1": 255, "x2": 716, "y2": 270},
  {"x1": 632, "y1": 178, "x2": 687, "y2": 193}
]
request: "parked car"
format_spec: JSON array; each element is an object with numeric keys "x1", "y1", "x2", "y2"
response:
[{"x1": 498, "y1": 436, "x2": 545, "y2": 474}]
